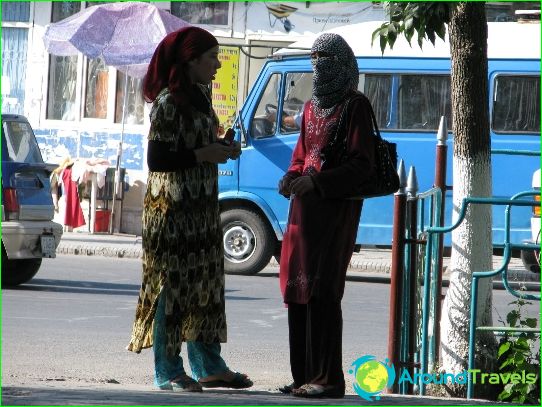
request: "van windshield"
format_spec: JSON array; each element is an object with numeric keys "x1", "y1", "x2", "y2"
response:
[{"x1": 2, "y1": 121, "x2": 44, "y2": 163}]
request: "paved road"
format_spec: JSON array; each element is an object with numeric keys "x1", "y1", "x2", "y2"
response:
[
  {"x1": 2, "y1": 255, "x2": 539, "y2": 405},
  {"x1": 1, "y1": 255, "x2": 389, "y2": 392}
]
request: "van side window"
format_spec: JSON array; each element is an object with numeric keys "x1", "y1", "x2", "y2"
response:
[
  {"x1": 492, "y1": 75, "x2": 540, "y2": 134},
  {"x1": 398, "y1": 75, "x2": 452, "y2": 131},
  {"x1": 251, "y1": 73, "x2": 280, "y2": 139},
  {"x1": 280, "y1": 73, "x2": 313, "y2": 134},
  {"x1": 359, "y1": 74, "x2": 392, "y2": 129}
]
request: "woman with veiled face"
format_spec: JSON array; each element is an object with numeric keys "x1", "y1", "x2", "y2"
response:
[{"x1": 278, "y1": 33, "x2": 377, "y2": 398}]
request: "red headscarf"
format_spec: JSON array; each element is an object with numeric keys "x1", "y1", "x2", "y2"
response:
[{"x1": 143, "y1": 26, "x2": 218, "y2": 108}]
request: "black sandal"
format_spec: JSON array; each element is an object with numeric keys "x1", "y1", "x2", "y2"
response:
[
  {"x1": 278, "y1": 382, "x2": 298, "y2": 394},
  {"x1": 292, "y1": 384, "x2": 344, "y2": 398},
  {"x1": 199, "y1": 372, "x2": 253, "y2": 389}
]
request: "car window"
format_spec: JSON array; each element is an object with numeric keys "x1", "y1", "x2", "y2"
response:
[
  {"x1": 397, "y1": 75, "x2": 452, "y2": 131},
  {"x1": 492, "y1": 75, "x2": 540, "y2": 134},
  {"x1": 2, "y1": 121, "x2": 43, "y2": 163},
  {"x1": 251, "y1": 73, "x2": 280, "y2": 139},
  {"x1": 279, "y1": 72, "x2": 312, "y2": 134},
  {"x1": 359, "y1": 73, "x2": 392, "y2": 129}
]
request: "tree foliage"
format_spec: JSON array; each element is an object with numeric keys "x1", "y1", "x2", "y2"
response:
[
  {"x1": 372, "y1": 2, "x2": 454, "y2": 52},
  {"x1": 371, "y1": 2, "x2": 496, "y2": 398}
]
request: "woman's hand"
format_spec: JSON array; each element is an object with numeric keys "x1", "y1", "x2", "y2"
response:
[
  {"x1": 289, "y1": 176, "x2": 315, "y2": 197},
  {"x1": 229, "y1": 141, "x2": 242, "y2": 160},
  {"x1": 278, "y1": 173, "x2": 298, "y2": 198},
  {"x1": 195, "y1": 142, "x2": 240, "y2": 164}
]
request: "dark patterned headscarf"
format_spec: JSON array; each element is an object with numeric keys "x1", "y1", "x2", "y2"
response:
[
  {"x1": 311, "y1": 33, "x2": 359, "y2": 113},
  {"x1": 143, "y1": 26, "x2": 218, "y2": 109}
]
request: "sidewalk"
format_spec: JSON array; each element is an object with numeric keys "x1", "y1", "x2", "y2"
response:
[
  {"x1": 56, "y1": 231, "x2": 540, "y2": 287},
  {"x1": 1, "y1": 382, "x2": 497, "y2": 406}
]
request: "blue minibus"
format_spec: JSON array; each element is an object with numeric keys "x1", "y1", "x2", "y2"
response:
[{"x1": 218, "y1": 21, "x2": 540, "y2": 275}]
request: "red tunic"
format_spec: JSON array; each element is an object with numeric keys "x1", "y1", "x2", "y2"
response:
[
  {"x1": 279, "y1": 93, "x2": 376, "y2": 304},
  {"x1": 62, "y1": 166, "x2": 86, "y2": 229}
]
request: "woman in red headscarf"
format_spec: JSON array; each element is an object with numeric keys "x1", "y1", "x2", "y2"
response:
[{"x1": 127, "y1": 26, "x2": 251, "y2": 392}]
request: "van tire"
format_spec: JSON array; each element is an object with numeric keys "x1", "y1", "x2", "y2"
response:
[
  {"x1": 1, "y1": 246, "x2": 42, "y2": 286},
  {"x1": 221, "y1": 208, "x2": 275, "y2": 275},
  {"x1": 520, "y1": 248, "x2": 540, "y2": 274}
]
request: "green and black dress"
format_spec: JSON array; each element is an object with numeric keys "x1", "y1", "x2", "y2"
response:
[{"x1": 128, "y1": 86, "x2": 227, "y2": 356}]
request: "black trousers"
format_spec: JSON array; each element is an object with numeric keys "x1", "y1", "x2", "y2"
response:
[{"x1": 287, "y1": 299, "x2": 345, "y2": 393}]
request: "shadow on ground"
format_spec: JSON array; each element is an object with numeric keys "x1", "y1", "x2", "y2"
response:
[{"x1": 2, "y1": 385, "x2": 496, "y2": 406}]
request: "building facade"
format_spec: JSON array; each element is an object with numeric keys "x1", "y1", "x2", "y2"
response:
[{"x1": 2, "y1": 1, "x2": 535, "y2": 234}]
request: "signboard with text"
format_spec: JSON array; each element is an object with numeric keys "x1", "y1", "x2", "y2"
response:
[{"x1": 212, "y1": 46, "x2": 240, "y2": 133}]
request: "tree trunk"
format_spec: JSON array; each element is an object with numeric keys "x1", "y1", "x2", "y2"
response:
[{"x1": 439, "y1": 2, "x2": 496, "y2": 397}]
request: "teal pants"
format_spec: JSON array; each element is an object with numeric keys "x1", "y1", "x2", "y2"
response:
[{"x1": 153, "y1": 292, "x2": 228, "y2": 388}]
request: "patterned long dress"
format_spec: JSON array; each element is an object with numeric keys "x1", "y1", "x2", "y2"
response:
[{"x1": 128, "y1": 87, "x2": 227, "y2": 355}]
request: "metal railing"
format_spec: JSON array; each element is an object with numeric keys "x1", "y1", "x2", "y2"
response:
[{"x1": 387, "y1": 115, "x2": 540, "y2": 397}]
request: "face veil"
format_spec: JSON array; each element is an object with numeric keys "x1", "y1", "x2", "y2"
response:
[{"x1": 311, "y1": 33, "x2": 359, "y2": 112}]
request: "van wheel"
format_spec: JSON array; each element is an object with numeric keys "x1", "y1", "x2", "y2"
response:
[
  {"x1": 521, "y1": 248, "x2": 541, "y2": 274},
  {"x1": 221, "y1": 208, "x2": 275, "y2": 275},
  {"x1": 1, "y1": 246, "x2": 42, "y2": 286}
]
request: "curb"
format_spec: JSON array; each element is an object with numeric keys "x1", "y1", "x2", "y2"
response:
[
  {"x1": 56, "y1": 243, "x2": 539, "y2": 291},
  {"x1": 56, "y1": 244, "x2": 143, "y2": 259},
  {"x1": 57, "y1": 243, "x2": 390, "y2": 272}
]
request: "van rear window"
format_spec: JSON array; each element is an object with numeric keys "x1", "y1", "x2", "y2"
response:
[
  {"x1": 2, "y1": 121, "x2": 44, "y2": 163},
  {"x1": 492, "y1": 75, "x2": 540, "y2": 134}
]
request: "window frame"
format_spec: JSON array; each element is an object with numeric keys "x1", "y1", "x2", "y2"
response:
[
  {"x1": 42, "y1": 2, "x2": 148, "y2": 129},
  {"x1": 170, "y1": 1, "x2": 233, "y2": 27},
  {"x1": 490, "y1": 73, "x2": 541, "y2": 135},
  {"x1": 1, "y1": 1, "x2": 33, "y2": 115},
  {"x1": 249, "y1": 72, "x2": 282, "y2": 140},
  {"x1": 277, "y1": 71, "x2": 313, "y2": 136},
  {"x1": 395, "y1": 73, "x2": 452, "y2": 132}
]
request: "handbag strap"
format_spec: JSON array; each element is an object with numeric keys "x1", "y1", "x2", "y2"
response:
[
  {"x1": 334, "y1": 92, "x2": 381, "y2": 145},
  {"x1": 366, "y1": 98, "x2": 381, "y2": 139}
]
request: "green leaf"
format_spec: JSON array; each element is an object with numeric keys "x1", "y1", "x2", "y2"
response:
[
  {"x1": 435, "y1": 23, "x2": 446, "y2": 41},
  {"x1": 498, "y1": 341, "x2": 511, "y2": 357},
  {"x1": 380, "y1": 34, "x2": 388, "y2": 53},
  {"x1": 515, "y1": 337, "x2": 530, "y2": 351},
  {"x1": 404, "y1": 16, "x2": 414, "y2": 32},
  {"x1": 371, "y1": 27, "x2": 381, "y2": 46},
  {"x1": 507, "y1": 310, "x2": 520, "y2": 327},
  {"x1": 498, "y1": 390, "x2": 511, "y2": 401},
  {"x1": 525, "y1": 318, "x2": 538, "y2": 328},
  {"x1": 387, "y1": 24, "x2": 398, "y2": 48},
  {"x1": 427, "y1": 29, "x2": 436, "y2": 45},
  {"x1": 515, "y1": 352, "x2": 526, "y2": 364},
  {"x1": 499, "y1": 358, "x2": 514, "y2": 369},
  {"x1": 504, "y1": 383, "x2": 515, "y2": 392}
]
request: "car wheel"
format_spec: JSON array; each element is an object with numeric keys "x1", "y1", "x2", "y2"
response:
[
  {"x1": 2, "y1": 245, "x2": 42, "y2": 287},
  {"x1": 520, "y1": 248, "x2": 540, "y2": 274},
  {"x1": 221, "y1": 208, "x2": 275, "y2": 275}
]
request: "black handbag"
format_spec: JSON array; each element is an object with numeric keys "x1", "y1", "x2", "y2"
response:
[{"x1": 320, "y1": 93, "x2": 400, "y2": 199}]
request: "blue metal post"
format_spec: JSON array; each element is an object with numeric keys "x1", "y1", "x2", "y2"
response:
[{"x1": 467, "y1": 276, "x2": 479, "y2": 399}]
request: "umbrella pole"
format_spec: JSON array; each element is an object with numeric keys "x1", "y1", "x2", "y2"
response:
[{"x1": 109, "y1": 74, "x2": 128, "y2": 234}]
